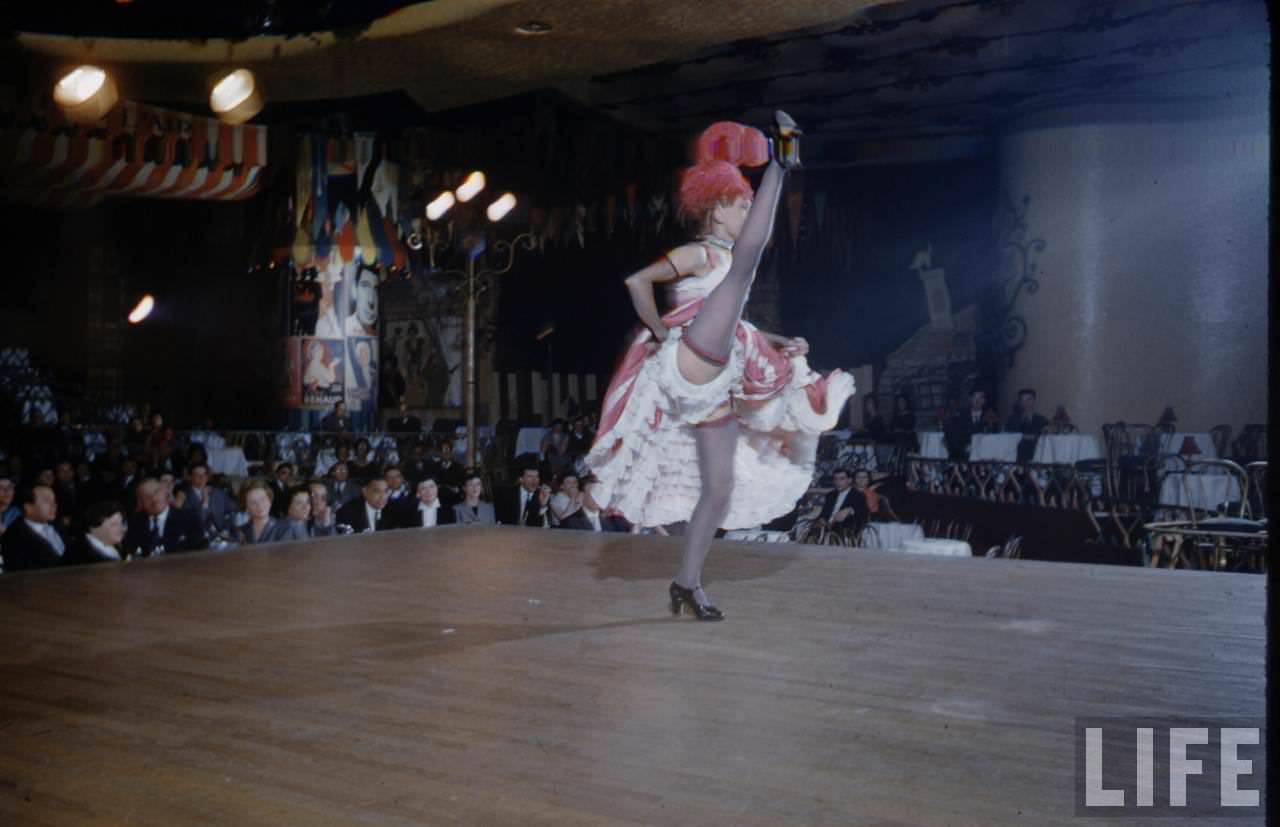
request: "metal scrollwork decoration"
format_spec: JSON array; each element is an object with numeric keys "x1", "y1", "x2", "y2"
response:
[{"x1": 981, "y1": 191, "x2": 1045, "y2": 370}]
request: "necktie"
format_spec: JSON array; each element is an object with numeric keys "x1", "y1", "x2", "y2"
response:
[{"x1": 150, "y1": 516, "x2": 161, "y2": 549}]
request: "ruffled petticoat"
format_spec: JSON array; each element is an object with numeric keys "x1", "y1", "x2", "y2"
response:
[{"x1": 586, "y1": 321, "x2": 855, "y2": 530}]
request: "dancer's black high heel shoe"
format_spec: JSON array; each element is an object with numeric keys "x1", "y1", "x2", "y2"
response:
[
  {"x1": 770, "y1": 110, "x2": 802, "y2": 170},
  {"x1": 669, "y1": 581, "x2": 725, "y2": 621}
]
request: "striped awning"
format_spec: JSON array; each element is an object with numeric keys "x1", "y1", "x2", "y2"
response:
[{"x1": 1, "y1": 100, "x2": 267, "y2": 207}]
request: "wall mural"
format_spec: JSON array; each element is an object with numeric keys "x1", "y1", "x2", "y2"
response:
[{"x1": 282, "y1": 133, "x2": 405, "y2": 430}]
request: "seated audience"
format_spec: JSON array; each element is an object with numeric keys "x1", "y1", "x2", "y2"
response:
[
  {"x1": 64, "y1": 500, "x2": 126, "y2": 565},
  {"x1": 567, "y1": 416, "x2": 594, "y2": 462},
  {"x1": 816, "y1": 468, "x2": 869, "y2": 536},
  {"x1": 550, "y1": 471, "x2": 590, "y2": 529},
  {"x1": 453, "y1": 471, "x2": 496, "y2": 527},
  {"x1": 277, "y1": 486, "x2": 314, "y2": 543},
  {"x1": 307, "y1": 481, "x2": 336, "y2": 537},
  {"x1": 320, "y1": 400, "x2": 352, "y2": 433},
  {"x1": 944, "y1": 389, "x2": 997, "y2": 460},
  {"x1": 349, "y1": 438, "x2": 380, "y2": 481},
  {"x1": 383, "y1": 465, "x2": 413, "y2": 505},
  {"x1": 326, "y1": 460, "x2": 361, "y2": 508},
  {"x1": 405, "y1": 477, "x2": 455, "y2": 528},
  {"x1": 889, "y1": 393, "x2": 916, "y2": 432},
  {"x1": 403, "y1": 441, "x2": 435, "y2": 486},
  {"x1": 433, "y1": 441, "x2": 464, "y2": 504},
  {"x1": 858, "y1": 396, "x2": 888, "y2": 440},
  {"x1": 0, "y1": 474, "x2": 19, "y2": 535},
  {"x1": 496, "y1": 461, "x2": 550, "y2": 527},
  {"x1": 541, "y1": 419, "x2": 573, "y2": 478},
  {"x1": 0, "y1": 484, "x2": 65, "y2": 571},
  {"x1": 1005, "y1": 387, "x2": 1049, "y2": 463},
  {"x1": 125, "y1": 478, "x2": 208, "y2": 555},
  {"x1": 178, "y1": 461, "x2": 235, "y2": 537},
  {"x1": 236, "y1": 481, "x2": 286, "y2": 545},
  {"x1": 335, "y1": 478, "x2": 394, "y2": 533},
  {"x1": 269, "y1": 462, "x2": 294, "y2": 517},
  {"x1": 385, "y1": 400, "x2": 422, "y2": 434},
  {"x1": 850, "y1": 469, "x2": 893, "y2": 521}
]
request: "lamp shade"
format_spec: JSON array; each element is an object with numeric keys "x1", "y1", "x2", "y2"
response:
[{"x1": 53, "y1": 65, "x2": 119, "y2": 124}]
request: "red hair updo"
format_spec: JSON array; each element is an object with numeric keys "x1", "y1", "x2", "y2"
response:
[{"x1": 676, "y1": 121, "x2": 767, "y2": 225}]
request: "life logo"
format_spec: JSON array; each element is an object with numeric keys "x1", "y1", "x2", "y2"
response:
[{"x1": 1076, "y1": 718, "x2": 1264, "y2": 816}]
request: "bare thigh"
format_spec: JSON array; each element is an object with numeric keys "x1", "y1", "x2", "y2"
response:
[{"x1": 676, "y1": 340, "x2": 726, "y2": 386}]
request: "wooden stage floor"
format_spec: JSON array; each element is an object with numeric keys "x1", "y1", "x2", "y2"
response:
[{"x1": 0, "y1": 527, "x2": 1266, "y2": 825}]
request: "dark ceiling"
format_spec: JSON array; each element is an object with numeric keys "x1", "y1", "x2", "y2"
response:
[
  {"x1": 560, "y1": 0, "x2": 1269, "y2": 165},
  {"x1": 9, "y1": 0, "x2": 426, "y2": 40}
]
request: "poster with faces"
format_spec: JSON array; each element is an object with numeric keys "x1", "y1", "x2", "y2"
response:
[{"x1": 300, "y1": 338, "x2": 344, "y2": 408}]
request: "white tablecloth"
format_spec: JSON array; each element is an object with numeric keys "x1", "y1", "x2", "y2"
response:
[
  {"x1": 901, "y1": 539, "x2": 972, "y2": 557},
  {"x1": 206, "y1": 446, "x2": 249, "y2": 478},
  {"x1": 969, "y1": 433, "x2": 1023, "y2": 462},
  {"x1": 516, "y1": 427, "x2": 548, "y2": 457},
  {"x1": 917, "y1": 431, "x2": 947, "y2": 459},
  {"x1": 723, "y1": 529, "x2": 791, "y2": 543},
  {"x1": 860, "y1": 522, "x2": 925, "y2": 551},
  {"x1": 1158, "y1": 472, "x2": 1243, "y2": 511},
  {"x1": 1032, "y1": 434, "x2": 1103, "y2": 465}
]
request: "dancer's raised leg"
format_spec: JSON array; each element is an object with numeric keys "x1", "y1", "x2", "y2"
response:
[{"x1": 677, "y1": 158, "x2": 787, "y2": 384}]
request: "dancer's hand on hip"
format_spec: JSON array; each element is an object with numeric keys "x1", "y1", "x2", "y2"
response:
[{"x1": 781, "y1": 336, "x2": 809, "y2": 357}]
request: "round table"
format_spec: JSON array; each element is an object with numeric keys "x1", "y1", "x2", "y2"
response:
[
  {"x1": 860, "y1": 522, "x2": 925, "y2": 551},
  {"x1": 1032, "y1": 434, "x2": 1103, "y2": 465},
  {"x1": 900, "y1": 538, "x2": 972, "y2": 557},
  {"x1": 969, "y1": 433, "x2": 1022, "y2": 462},
  {"x1": 916, "y1": 431, "x2": 947, "y2": 459}
]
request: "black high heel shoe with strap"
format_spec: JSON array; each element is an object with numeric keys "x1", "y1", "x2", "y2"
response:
[
  {"x1": 669, "y1": 581, "x2": 725, "y2": 621},
  {"x1": 770, "y1": 110, "x2": 802, "y2": 170}
]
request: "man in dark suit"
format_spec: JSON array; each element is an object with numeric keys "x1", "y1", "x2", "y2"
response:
[
  {"x1": 319, "y1": 401, "x2": 351, "y2": 433},
  {"x1": 495, "y1": 462, "x2": 550, "y2": 527},
  {"x1": 432, "y1": 442, "x2": 465, "y2": 506},
  {"x1": 0, "y1": 484, "x2": 67, "y2": 571},
  {"x1": 268, "y1": 462, "x2": 293, "y2": 517},
  {"x1": 326, "y1": 461, "x2": 361, "y2": 509},
  {"x1": 63, "y1": 500, "x2": 126, "y2": 566},
  {"x1": 385, "y1": 400, "x2": 422, "y2": 435},
  {"x1": 944, "y1": 389, "x2": 997, "y2": 461},
  {"x1": 399, "y1": 478, "x2": 456, "y2": 529},
  {"x1": 403, "y1": 441, "x2": 434, "y2": 487},
  {"x1": 1006, "y1": 387, "x2": 1050, "y2": 464},
  {"x1": 176, "y1": 462, "x2": 236, "y2": 536},
  {"x1": 335, "y1": 478, "x2": 396, "y2": 533},
  {"x1": 123, "y1": 478, "x2": 209, "y2": 556},
  {"x1": 816, "y1": 468, "x2": 869, "y2": 536}
]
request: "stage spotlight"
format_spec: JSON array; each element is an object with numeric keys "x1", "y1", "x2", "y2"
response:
[
  {"x1": 210, "y1": 68, "x2": 263, "y2": 124},
  {"x1": 486, "y1": 193, "x2": 517, "y2": 223},
  {"x1": 455, "y1": 171, "x2": 486, "y2": 203},
  {"x1": 127, "y1": 294, "x2": 155, "y2": 324},
  {"x1": 426, "y1": 191, "x2": 456, "y2": 221},
  {"x1": 53, "y1": 65, "x2": 119, "y2": 124}
]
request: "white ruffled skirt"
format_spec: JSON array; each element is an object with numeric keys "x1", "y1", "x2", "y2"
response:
[{"x1": 586, "y1": 324, "x2": 854, "y2": 530}]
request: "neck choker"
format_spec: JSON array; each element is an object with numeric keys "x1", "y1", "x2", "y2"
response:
[{"x1": 700, "y1": 235, "x2": 734, "y2": 251}]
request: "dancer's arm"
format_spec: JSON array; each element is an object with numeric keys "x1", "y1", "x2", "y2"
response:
[{"x1": 623, "y1": 243, "x2": 709, "y2": 341}]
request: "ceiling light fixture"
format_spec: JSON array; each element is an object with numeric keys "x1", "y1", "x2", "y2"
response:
[
  {"x1": 53, "y1": 65, "x2": 119, "y2": 124},
  {"x1": 486, "y1": 193, "x2": 517, "y2": 223},
  {"x1": 426, "y1": 191, "x2": 456, "y2": 221},
  {"x1": 454, "y1": 171, "x2": 486, "y2": 203},
  {"x1": 515, "y1": 21, "x2": 553, "y2": 36},
  {"x1": 127, "y1": 294, "x2": 155, "y2": 324},
  {"x1": 210, "y1": 68, "x2": 263, "y2": 124}
]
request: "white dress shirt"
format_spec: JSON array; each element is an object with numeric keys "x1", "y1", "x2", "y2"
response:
[
  {"x1": 417, "y1": 501, "x2": 439, "y2": 528},
  {"x1": 364, "y1": 503, "x2": 383, "y2": 532},
  {"x1": 86, "y1": 533, "x2": 122, "y2": 561}
]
